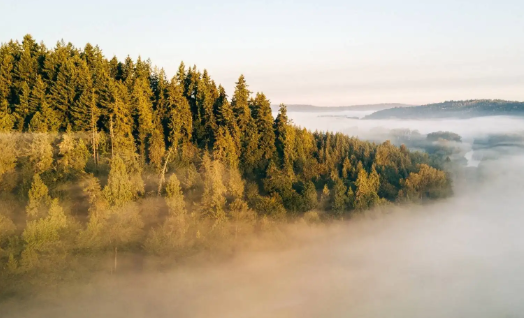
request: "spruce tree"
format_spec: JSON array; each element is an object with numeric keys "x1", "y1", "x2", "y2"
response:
[
  {"x1": 26, "y1": 174, "x2": 52, "y2": 219},
  {"x1": 13, "y1": 81, "x2": 30, "y2": 130},
  {"x1": 331, "y1": 178, "x2": 348, "y2": 215},
  {"x1": 103, "y1": 155, "x2": 137, "y2": 207},
  {"x1": 28, "y1": 133, "x2": 54, "y2": 174},
  {"x1": 0, "y1": 46, "x2": 14, "y2": 114},
  {"x1": 214, "y1": 85, "x2": 241, "y2": 152},
  {"x1": 213, "y1": 126, "x2": 239, "y2": 169},
  {"x1": 200, "y1": 153, "x2": 227, "y2": 223},
  {"x1": 131, "y1": 77, "x2": 154, "y2": 161},
  {"x1": 48, "y1": 57, "x2": 77, "y2": 127},
  {"x1": 167, "y1": 76, "x2": 192, "y2": 149},
  {"x1": 231, "y1": 75, "x2": 251, "y2": 134},
  {"x1": 250, "y1": 92, "x2": 276, "y2": 167},
  {"x1": 274, "y1": 103, "x2": 294, "y2": 173}
]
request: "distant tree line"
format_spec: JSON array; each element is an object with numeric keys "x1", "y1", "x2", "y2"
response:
[
  {"x1": 0, "y1": 35, "x2": 452, "y2": 297},
  {"x1": 364, "y1": 99, "x2": 524, "y2": 119}
]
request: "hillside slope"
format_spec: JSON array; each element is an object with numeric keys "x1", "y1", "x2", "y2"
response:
[{"x1": 364, "y1": 100, "x2": 524, "y2": 119}]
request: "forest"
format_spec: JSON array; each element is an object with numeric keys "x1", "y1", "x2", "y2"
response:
[
  {"x1": 0, "y1": 35, "x2": 452, "y2": 298},
  {"x1": 364, "y1": 99, "x2": 524, "y2": 119}
]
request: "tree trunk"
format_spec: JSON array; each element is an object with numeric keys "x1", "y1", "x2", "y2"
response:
[
  {"x1": 157, "y1": 146, "x2": 174, "y2": 195},
  {"x1": 109, "y1": 115, "x2": 114, "y2": 159}
]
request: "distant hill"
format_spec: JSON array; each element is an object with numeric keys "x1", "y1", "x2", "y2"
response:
[
  {"x1": 364, "y1": 100, "x2": 524, "y2": 119},
  {"x1": 271, "y1": 103, "x2": 413, "y2": 112}
]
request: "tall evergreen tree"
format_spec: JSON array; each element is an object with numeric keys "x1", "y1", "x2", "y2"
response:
[
  {"x1": 214, "y1": 85, "x2": 240, "y2": 152},
  {"x1": 250, "y1": 92, "x2": 276, "y2": 167},
  {"x1": 231, "y1": 75, "x2": 251, "y2": 134},
  {"x1": 131, "y1": 77, "x2": 154, "y2": 161},
  {"x1": 274, "y1": 103, "x2": 294, "y2": 174}
]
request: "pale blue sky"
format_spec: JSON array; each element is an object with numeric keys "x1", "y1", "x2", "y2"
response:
[{"x1": 1, "y1": 0, "x2": 523, "y2": 105}]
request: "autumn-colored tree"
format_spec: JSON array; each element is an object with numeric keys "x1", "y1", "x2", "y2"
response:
[
  {"x1": 354, "y1": 166, "x2": 381, "y2": 210},
  {"x1": 399, "y1": 164, "x2": 450, "y2": 201},
  {"x1": 145, "y1": 174, "x2": 188, "y2": 256},
  {"x1": 200, "y1": 153, "x2": 227, "y2": 224}
]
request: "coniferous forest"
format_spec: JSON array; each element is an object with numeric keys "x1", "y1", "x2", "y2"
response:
[{"x1": 0, "y1": 35, "x2": 452, "y2": 298}]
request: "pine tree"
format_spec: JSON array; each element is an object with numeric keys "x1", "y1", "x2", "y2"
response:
[
  {"x1": 213, "y1": 126, "x2": 239, "y2": 169},
  {"x1": 200, "y1": 153, "x2": 227, "y2": 223},
  {"x1": 195, "y1": 69, "x2": 217, "y2": 147},
  {"x1": 148, "y1": 119, "x2": 166, "y2": 172},
  {"x1": 0, "y1": 46, "x2": 14, "y2": 115},
  {"x1": 14, "y1": 35, "x2": 38, "y2": 86},
  {"x1": 26, "y1": 174, "x2": 52, "y2": 220},
  {"x1": 131, "y1": 77, "x2": 154, "y2": 161},
  {"x1": 80, "y1": 173, "x2": 143, "y2": 266},
  {"x1": 250, "y1": 92, "x2": 276, "y2": 168},
  {"x1": 28, "y1": 133, "x2": 54, "y2": 174},
  {"x1": 240, "y1": 117, "x2": 261, "y2": 175},
  {"x1": 58, "y1": 130, "x2": 89, "y2": 174},
  {"x1": 48, "y1": 57, "x2": 77, "y2": 127},
  {"x1": 274, "y1": 103, "x2": 294, "y2": 173},
  {"x1": 109, "y1": 81, "x2": 136, "y2": 159},
  {"x1": 70, "y1": 60, "x2": 97, "y2": 131},
  {"x1": 302, "y1": 181, "x2": 318, "y2": 211},
  {"x1": 21, "y1": 198, "x2": 68, "y2": 271},
  {"x1": 167, "y1": 76, "x2": 193, "y2": 149},
  {"x1": 103, "y1": 155, "x2": 139, "y2": 207},
  {"x1": 145, "y1": 174, "x2": 188, "y2": 256},
  {"x1": 227, "y1": 167, "x2": 245, "y2": 201},
  {"x1": 231, "y1": 75, "x2": 251, "y2": 134},
  {"x1": 320, "y1": 184, "x2": 330, "y2": 210},
  {"x1": 331, "y1": 178, "x2": 348, "y2": 215},
  {"x1": 29, "y1": 76, "x2": 47, "y2": 115},
  {"x1": 13, "y1": 81, "x2": 30, "y2": 130},
  {"x1": 0, "y1": 214, "x2": 16, "y2": 254},
  {"x1": 354, "y1": 166, "x2": 380, "y2": 210},
  {"x1": 0, "y1": 109, "x2": 17, "y2": 182},
  {"x1": 151, "y1": 68, "x2": 169, "y2": 123},
  {"x1": 214, "y1": 85, "x2": 241, "y2": 152}
]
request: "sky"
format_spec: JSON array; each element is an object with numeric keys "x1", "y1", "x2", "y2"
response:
[{"x1": 1, "y1": 0, "x2": 524, "y2": 106}]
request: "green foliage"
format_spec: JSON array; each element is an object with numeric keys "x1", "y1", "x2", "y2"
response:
[
  {"x1": 354, "y1": 166, "x2": 381, "y2": 211},
  {"x1": 21, "y1": 198, "x2": 68, "y2": 271},
  {"x1": 0, "y1": 126, "x2": 17, "y2": 181},
  {"x1": 330, "y1": 178, "x2": 348, "y2": 215},
  {"x1": 399, "y1": 164, "x2": 451, "y2": 201},
  {"x1": 26, "y1": 174, "x2": 52, "y2": 219},
  {"x1": 58, "y1": 131, "x2": 89, "y2": 174},
  {"x1": 0, "y1": 36, "x2": 453, "y2": 297},
  {"x1": 103, "y1": 155, "x2": 141, "y2": 207},
  {"x1": 28, "y1": 134, "x2": 54, "y2": 174}
]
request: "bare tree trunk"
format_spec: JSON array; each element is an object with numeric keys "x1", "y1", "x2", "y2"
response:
[
  {"x1": 109, "y1": 115, "x2": 114, "y2": 160},
  {"x1": 157, "y1": 146, "x2": 174, "y2": 195},
  {"x1": 91, "y1": 109, "x2": 97, "y2": 166}
]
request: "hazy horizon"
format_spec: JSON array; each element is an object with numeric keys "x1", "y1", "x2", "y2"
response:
[
  {"x1": 3, "y1": 1, "x2": 524, "y2": 316},
  {"x1": 2, "y1": 0, "x2": 524, "y2": 106}
]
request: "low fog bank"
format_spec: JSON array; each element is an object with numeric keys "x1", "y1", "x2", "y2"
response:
[
  {"x1": 4, "y1": 155, "x2": 524, "y2": 318},
  {"x1": 281, "y1": 111, "x2": 524, "y2": 144}
]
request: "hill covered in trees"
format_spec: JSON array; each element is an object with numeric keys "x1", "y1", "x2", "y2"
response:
[
  {"x1": 364, "y1": 100, "x2": 524, "y2": 119},
  {"x1": 0, "y1": 35, "x2": 452, "y2": 298},
  {"x1": 272, "y1": 103, "x2": 412, "y2": 113}
]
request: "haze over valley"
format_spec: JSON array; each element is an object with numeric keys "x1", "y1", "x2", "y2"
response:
[{"x1": 2, "y1": 0, "x2": 524, "y2": 317}]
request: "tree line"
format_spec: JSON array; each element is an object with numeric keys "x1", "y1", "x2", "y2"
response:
[
  {"x1": 364, "y1": 99, "x2": 524, "y2": 119},
  {"x1": 0, "y1": 35, "x2": 451, "y2": 296}
]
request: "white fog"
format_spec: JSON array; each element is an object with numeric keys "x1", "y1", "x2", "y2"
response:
[{"x1": 4, "y1": 113, "x2": 524, "y2": 318}]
